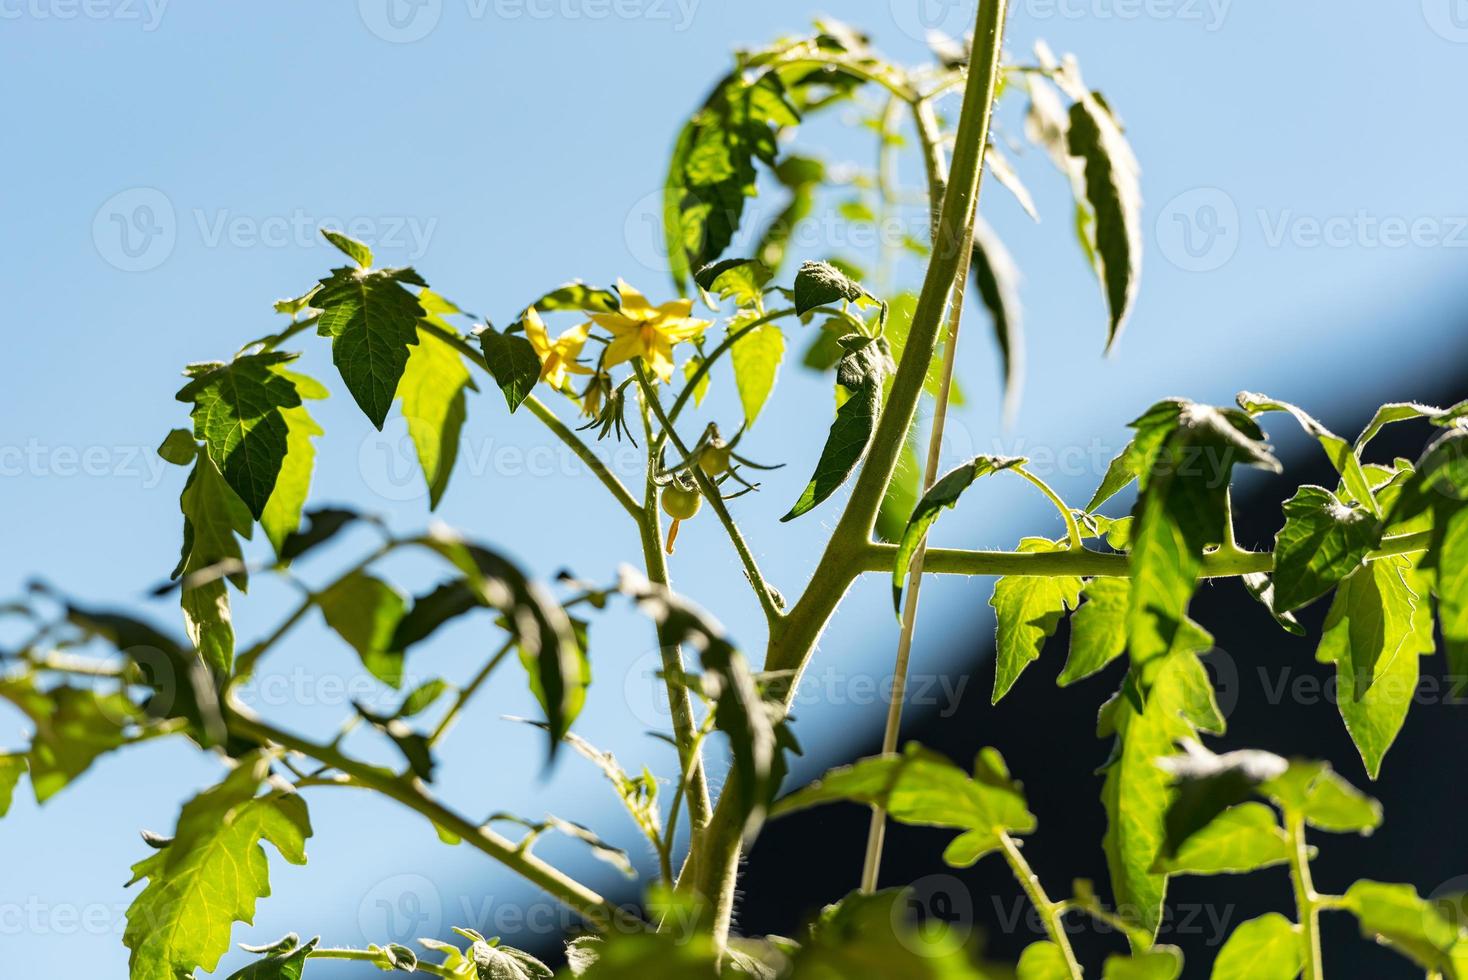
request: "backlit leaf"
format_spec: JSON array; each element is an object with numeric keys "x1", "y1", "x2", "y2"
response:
[
  {"x1": 1260, "y1": 760, "x2": 1382, "y2": 833},
  {"x1": 730, "y1": 319, "x2": 785, "y2": 426},
  {"x1": 317, "y1": 571, "x2": 408, "y2": 688},
  {"x1": 1314, "y1": 558, "x2": 1434, "y2": 778},
  {"x1": 1102, "y1": 947, "x2": 1182, "y2": 980},
  {"x1": 124, "y1": 755, "x2": 311, "y2": 980},
  {"x1": 792, "y1": 889, "x2": 1004, "y2": 979},
  {"x1": 402, "y1": 320, "x2": 477, "y2": 509},
  {"x1": 1210, "y1": 914, "x2": 1303, "y2": 980},
  {"x1": 176, "y1": 452, "x2": 252, "y2": 674},
  {"x1": 1059, "y1": 576, "x2": 1130, "y2": 686},
  {"x1": 1342, "y1": 880, "x2": 1468, "y2": 976},
  {"x1": 1270, "y1": 485, "x2": 1380, "y2": 612},
  {"x1": 991, "y1": 538, "x2": 1085, "y2": 702},
  {"x1": 0, "y1": 678, "x2": 139, "y2": 803},
  {"x1": 1237, "y1": 391, "x2": 1378, "y2": 512},
  {"x1": 259, "y1": 367, "x2": 328, "y2": 557},
  {"x1": 1155, "y1": 802, "x2": 1291, "y2": 876}
]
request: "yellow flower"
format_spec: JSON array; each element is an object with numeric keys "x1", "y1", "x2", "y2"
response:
[
  {"x1": 524, "y1": 307, "x2": 592, "y2": 389},
  {"x1": 592, "y1": 279, "x2": 711, "y2": 383}
]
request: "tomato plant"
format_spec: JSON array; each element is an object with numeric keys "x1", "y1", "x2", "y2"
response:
[{"x1": 4, "y1": 4, "x2": 1467, "y2": 978}]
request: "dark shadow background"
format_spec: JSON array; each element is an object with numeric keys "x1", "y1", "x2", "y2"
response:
[{"x1": 733, "y1": 372, "x2": 1468, "y2": 978}]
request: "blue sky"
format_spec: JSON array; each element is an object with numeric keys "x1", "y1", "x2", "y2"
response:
[{"x1": 2, "y1": 0, "x2": 1467, "y2": 974}]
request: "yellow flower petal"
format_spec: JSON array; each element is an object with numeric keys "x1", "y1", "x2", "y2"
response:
[
  {"x1": 642, "y1": 337, "x2": 677, "y2": 383},
  {"x1": 602, "y1": 331, "x2": 645, "y2": 370},
  {"x1": 615, "y1": 279, "x2": 658, "y2": 320},
  {"x1": 523, "y1": 307, "x2": 553, "y2": 359},
  {"x1": 654, "y1": 298, "x2": 695, "y2": 319}
]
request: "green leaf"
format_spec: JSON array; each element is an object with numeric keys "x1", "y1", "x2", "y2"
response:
[
  {"x1": 1270, "y1": 485, "x2": 1381, "y2": 612},
  {"x1": 479, "y1": 325, "x2": 541, "y2": 413},
  {"x1": 64, "y1": 602, "x2": 226, "y2": 747},
  {"x1": 782, "y1": 335, "x2": 891, "y2": 521},
  {"x1": 402, "y1": 322, "x2": 477, "y2": 509},
  {"x1": 1342, "y1": 880, "x2": 1468, "y2": 976},
  {"x1": 0, "y1": 754, "x2": 25, "y2": 816},
  {"x1": 158, "y1": 428, "x2": 197, "y2": 466},
  {"x1": 991, "y1": 538, "x2": 1085, "y2": 702},
  {"x1": 471, "y1": 939, "x2": 554, "y2": 979},
  {"x1": 277, "y1": 507, "x2": 362, "y2": 564},
  {"x1": 1260, "y1": 760, "x2": 1382, "y2": 833},
  {"x1": 986, "y1": 145, "x2": 1040, "y2": 222},
  {"x1": 1240, "y1": 572, "x2": 1305, "y2": 636},
  {"x1": 874, "y1": 422, "x2": 921, "y2": 546},
  {"x1": 1209, "y1": 914, "x2": 1303, "y2": 980},
  {"x1": 891, "y1": 455, "x2": 1024, "y2": 611},
  {"x1": 1154, "y1": 742, "x2": 1289, "y2": 864},
  {"x1": 1059, "y1": 576, "x2": 1130, "y2": 686},
  {"x1": 969, "y1": 219, "x2": 1024, "y2": 422},
  {"x1": 695, "y1": 257, "x2": 771, "y2": 308},
  {"x1": 259, "y1": 368, "x2": 327, "y2": 557},
  {"x1": 224, "y1": 936, "x2": 317, "y2": 980},
  {"x1": 356, "y1": 703, "x2": 435, "y2": 781},
  {"x1": 317, "y1": 571, "x2": 408, "y2": 688},
  {"x1": 175, "y1": 352, "x2": 308, "y2": 520},
  {"x1": 423, "y1": 531, "x2": 584, "y2": 753},
  {"x1": 1102, "y1": 947, "x2": 1183, "y2": 980},
  {"x1": 314, "y1": 265, "x2": 426, "y2": 429},
  {"x1": 1066, "y1": 95, "x2": 1142, "y2": 351},
  {"x1": 1085, "y1": 399, "x2": 1188, "y2": 512},
  {"x1": 773, "y1": 743, "x2": 1035, "y2": 864},
  {"x1": 1128, "y1": 405, "x2": 1279, "y2": 665},
  {"x1": 321, "y1": 228, "x2": 373, "y2": 268},
  {"x1": 664, "y1": 70, "x2": 804, "y2": 290},
  {"x1": 1314, "y1": 558, "x2": 1434, "y2": 777},
  {"x1": 1155, "y1": 802, "x2": 1291, "y2": 875},
  {"x1": 1099, "y1": 646, "x2": 1224, "y2": 937},
  {"x1": 1355, "y1": 399, "x2": 1468, "y2": 453},
  {"x1": 682, "y1": 356, "x2": 711, "y2": 406},
  {"x1": 570, "y1": 930, "x2": 721, "y2": 978},
  {"x1": 1018, "y1": 941, "x2": 1071, "y2": 980},
  {"x1": 1237, "y1": 391, "x2": 1379, "y2": 513},
  {"x1": 1429, "y1": 504, "x2": 1468, "y2": 692},
  {"x1": 124, "y1": 754, "x2": 312, "y2": 980},
  {"x1": 527, "y1": 280, "x2": 621, "y2": 315},
  {"x1": 792, "y1": 259, "x2": 868, "y2": 314},
  {"x1": 557, "y1": 730, "x2": 661, "y2": 846},
  {"x1": 397, "y1": 678, "x2": 449, "y2": 718},
  {"x1": 730, "y1": 319, "x2": 785, "y2": 426},
  {"x1": 0, "y1": 678, "x2": 139, "y2": 803},
  {"x1": 176, "y1": 452, "x2": 253, "y2": 674},
  {"x1": 792, "y1": 889, "x2": 1005, "y2": 979}
]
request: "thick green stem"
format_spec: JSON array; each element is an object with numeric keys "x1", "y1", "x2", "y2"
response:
[
  {"x1": 692, "y1": 0, "x2": 1012, "y2": 947},
  {"x1": 999, "y1": 833, "x2": 1083, "y2": 979},
  {"x1": 310, "y1": 948, "x2": 456, "y2": 977},
  {"x1": 1288, "y1": 812, "x2": 1325, "y2": 980}
]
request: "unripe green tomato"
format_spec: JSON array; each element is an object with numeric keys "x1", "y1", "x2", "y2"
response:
[
  {"x1": 698, "y1": 445, "x2": 732, "y2": 476},
  {"x1": 661, "y1": 484, "x2": 703, "y2": 521}
]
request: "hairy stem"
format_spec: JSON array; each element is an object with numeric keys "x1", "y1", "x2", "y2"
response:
[
  {"x1": 999, "y1": 832, "x2": 1083, "y2": 979},
  {"x1": 1287, "y1": 812, "x2": 1324, "y2": 980},
  {"x1": 310, "y1": 948, "x2": 456, "y2": 977},
  {"x1": 693, "y1": 0, "x2": 1013, "y2": 947}
]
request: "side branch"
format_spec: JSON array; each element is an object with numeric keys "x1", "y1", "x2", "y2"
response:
[{"x1": 225, "y1": 705, "x2": 640, "y2": 934}]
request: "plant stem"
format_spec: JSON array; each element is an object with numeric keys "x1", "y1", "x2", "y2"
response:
[
  {"x1": 428, "y1": 636, "x2": 516, "y2": 745},
  {"x1": 1014, "y1": 466, "x2": 1085, "y2": 550},
  {"x1": 692, "y1": 0, "x2": 1013, "y2": 948},
  {"x1": 864, "y1": 529, "x2": 1433, "y2": 578},
  {"x1": 663, "y1": 307, "x2": 797, "y2": 431},
  {"x1": 637, "y1": 364, "x2": 782, "y2": 626},
  {"x1": 1287, "y1": 811, "x2": 1324, "y2": 980},
  {"x1": 861, "y1": 202, "x2": 975, "y2": 895},
  {"x1": 225, "y1": 704, "x2": 640, "y2": 934},
  {"x1": 998, "y1": 832, "x2": 1083, "y2": 979},
  {"x1": 310, "y1": 948, "x2": 456, "y2": 977},
  {"x1": 418, "y1": 320, "x2": 642, "y2": 521},
  {"x1": 637, "y1": 393, "x2": 713, "y2": 850}
]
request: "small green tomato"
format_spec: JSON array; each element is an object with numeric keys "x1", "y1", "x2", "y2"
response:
[
  {"x1": 698, "y1": 444, "x2": 732, "y2": 476},
  {"x1": 661, "y1": 484, "x2": 703, "y2": 521}
]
